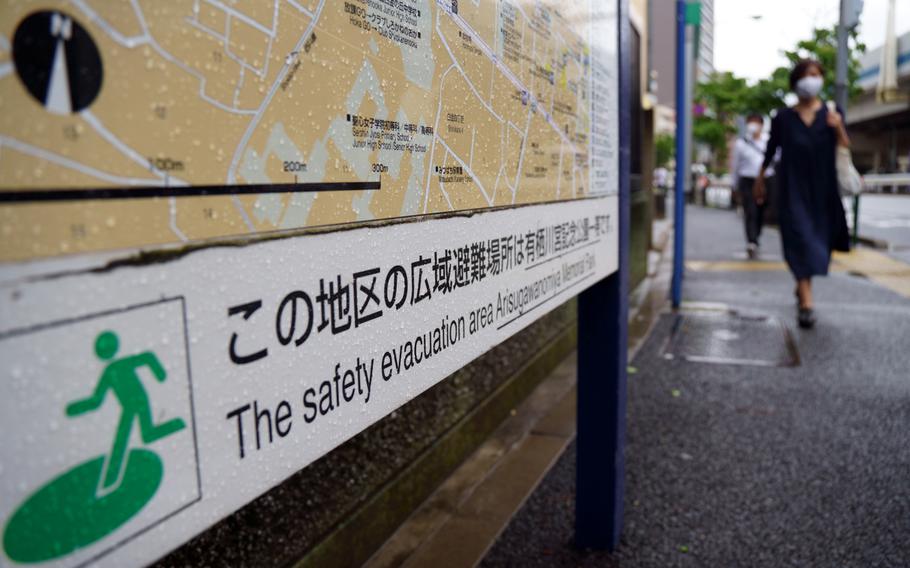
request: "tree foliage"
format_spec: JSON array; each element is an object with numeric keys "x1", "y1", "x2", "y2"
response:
[
  {"x1": 742, "y1": 67, "x2": 791, "y2": 116},
  {"x1": 693, "y1": 115, "x2": 732, "y2": 166},
  {"x1": 655, "y1": 133, "x2": 675, "y2": 168},
  {"x1": 690, "y1": 25, "x2": 866, "y2": 171},
  {"x1": 695, "y1": 71, "x2": 750, "y2": 118},
  {"x1": 693, "y1": 71, "x2": 749, "y2": 166},
  {"x1": 782, "y1": 26, "x2": 866, "y2": 103}
]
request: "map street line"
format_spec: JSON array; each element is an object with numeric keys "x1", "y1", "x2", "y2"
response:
[
  {"x1": 72, "y1": 0, "x2": 149, "y2": 49},
  {"x1": 435, "y1": 19, "x2": 505, "y2": 124},
  {"x1": 233, "y1": 66, "x2": 246, "y2": 108},
  {"x1": 437, "y1": 151, "x2": 455, "y2": 210},
  {"x1": 122, "y1": 0, "x2": 258, "y2": 116},
  {"x1": 435, "y1": 136, "x2": 492, "y2": 206},
  {"x1": 469, "y1": 127, "x2": 476, "y2": 170},
  {"x1": 232, "y1": 194, "x2": 257, "y2": 233},
  {"x1": 436, "y1": 0, "x2": 579, "y2": 154},
  {"x1": 0, "y1": 136, "x2": 165, "y2": 188},
  {"x1": 169, "y1": 197, "x2": 189, "y2": 243},
  {"x1": 205, "y1": 0, "x2": 276, "y2": 38},
  {"x1": 512, "y1": 104, "x2": 534, "y2": 203},
  {"x1": 80, "y1": 110, "x2": 189, "y2": 187},
  {"x1": 212, "y1": 0, "x2": 280, "y2": 82},
  {"x1": 0, "y1": 2, "x2": 608, "y2": 263},
  {"x1": 556, "y1": 142, "x2": 565, "y2": 198},
  {"x1": 423, "y1": 62, "x2": 457, "y2": 213},
  {"x1": 286, "y1": 0, "x2": 315, "y2": 19},
  {"x1": 226, "y1": 0, "x2": 324, "y2": 184}
]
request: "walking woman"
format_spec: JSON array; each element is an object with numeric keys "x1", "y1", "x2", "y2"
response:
[{"x1": 753, "y1": 59, "x2": 851, "y2": 329}]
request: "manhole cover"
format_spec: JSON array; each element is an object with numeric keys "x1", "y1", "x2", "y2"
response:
[{"x1": 661, "y1": 310, "x2": 800, "y2": 367}]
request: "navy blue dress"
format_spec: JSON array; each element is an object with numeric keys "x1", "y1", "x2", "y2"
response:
[{"x1": 763, "y1": 105, "x2": 850, "y2": 279}]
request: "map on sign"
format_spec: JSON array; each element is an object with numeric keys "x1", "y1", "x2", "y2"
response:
[{"x1": 0, "y1": 1, "x2": 617, "y2": 262}]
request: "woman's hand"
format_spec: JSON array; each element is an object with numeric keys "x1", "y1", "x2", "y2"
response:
[
  {"x1": 753, "y1": 176, "x2": 766, "y2": 206},
  {"x1": 826, "y1": 108, "x2": 843, "y2": 129}
]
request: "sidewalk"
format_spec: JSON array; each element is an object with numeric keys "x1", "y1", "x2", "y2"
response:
[{"x1": 481, "y1": 206, "x2": 910, "y2": 567}]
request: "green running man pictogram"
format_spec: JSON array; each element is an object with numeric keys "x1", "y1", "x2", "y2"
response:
[
  {"x1": 66, "y1": 331, "x2": 185, "y2": 490},
  {"x1": 3, "y1": 330, "x2": 187, "y2": 564}
]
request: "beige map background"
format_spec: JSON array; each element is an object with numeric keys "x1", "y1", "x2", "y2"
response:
[{"x1": 0, "y1": 0, "x2": 611, "y2": 262}]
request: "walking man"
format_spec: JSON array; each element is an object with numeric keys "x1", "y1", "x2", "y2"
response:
[{"x1": 732, "y1": 113, "x2": 773, "y2": 258}]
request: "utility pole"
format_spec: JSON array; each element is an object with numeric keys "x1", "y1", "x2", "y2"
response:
[
  {"x1": 835, "y1": 0, "x2": 849, "y2": 112},
  {"x1": 835, "y1": 0, "x2": 863, "y2": 113},
  {"x1": 836, "y1": 0, "x2": 863, "y2": 244}
]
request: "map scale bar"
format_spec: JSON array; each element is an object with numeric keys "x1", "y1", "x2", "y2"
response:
[{"x1": 0, "y1": 181, "x2": 381, "y2": 203}]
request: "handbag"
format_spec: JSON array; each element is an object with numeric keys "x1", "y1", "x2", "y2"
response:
[{"x1": 826, "y1": 101, "x2": 862, "y2": 196}]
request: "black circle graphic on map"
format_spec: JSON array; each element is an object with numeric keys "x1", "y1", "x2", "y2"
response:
[{"x1": 12, "y1": 10, "x2": 103, "y2": 113}]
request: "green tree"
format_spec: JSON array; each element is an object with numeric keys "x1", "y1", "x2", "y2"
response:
[
  {"x1": 655, "y1": 133, "x2": 675, "y2": 168},
  {"x1": 782, "y1": 26, "x2": 867, "y2": 103},
  {"x1": 693, "y1": 113, "x2": 734, "y2": 168},
  {"x1": 693, "y1": 71, "x2": 749, "y2": 167},
  {"x1": 695, "y1": 71, "x2": 750, "y2": 117},
  {"x1": 742, "y1": 67, "x2": 790, "y2": 116},
  {"x1": 688, "y1": 25, "x2": 866, "y2": 172}
]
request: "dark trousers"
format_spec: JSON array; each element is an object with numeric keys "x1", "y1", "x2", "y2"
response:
[{"x1": 738, "y1": 176, "x2": 764, "y2": 245}]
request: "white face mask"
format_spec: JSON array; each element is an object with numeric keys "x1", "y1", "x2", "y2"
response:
[
  {"x1": 746, "y1": 122, "x2": 761, "y2": 136},
  {"x1": 795, "y1": 75, "x2": 824, "y2": 99}
]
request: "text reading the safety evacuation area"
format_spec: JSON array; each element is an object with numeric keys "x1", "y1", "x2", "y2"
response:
[{"x1": 225, "y1": 247, "x2": 597, "y2": 460}]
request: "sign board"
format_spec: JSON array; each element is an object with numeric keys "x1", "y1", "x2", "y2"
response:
[{"x1": 0, "y1": 1, "x2": 619, "y2": 566}]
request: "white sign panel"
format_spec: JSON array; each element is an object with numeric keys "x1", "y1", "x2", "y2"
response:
[
  {"x1": 0, "y1": 0, "x2": 620, "y2": 563},
  {"x1": 1, "y1": 196, "x2": 617, "y2": 567}
]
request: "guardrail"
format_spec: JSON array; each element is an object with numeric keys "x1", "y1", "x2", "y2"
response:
[
  {"x1": 692, "y1": 174, "x2": 908, "y2": 248},
  {"x1": 862, "y1": 173, "x2": 910, "y2": 192},
  {"x1": 698, "y1": 183, "x2": 869, "y2": 248}
]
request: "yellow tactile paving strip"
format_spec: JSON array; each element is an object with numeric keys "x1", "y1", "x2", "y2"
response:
[
  {"x1": 686, "y1": 249, "x2": 910, "y2": 299},
  {"x1": 833, "y1": 249, "x2": 910, "y2": 298},
  {"x1": 686, "y1": 260, "x2": 791, "y2": 272}
]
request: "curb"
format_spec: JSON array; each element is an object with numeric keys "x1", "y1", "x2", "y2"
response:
[
  {"x1": 856, "y1": 235, "x2": 890, "y2": 250},
  {"x1": 309, "y1": 228, "x2": 676, "y2": 568},
  {"x1": 295, "y1": 319, "x2": 579, "y2": 568},
  {"x1": 361, "y1": 222, "x2": 675, "y2": 568}
]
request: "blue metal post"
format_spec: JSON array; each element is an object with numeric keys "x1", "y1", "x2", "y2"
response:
[
  {"x1": 575, "y1": 0, "x2": 630, "y2": 550},
  {"x1": 671, "y1": 0, "x2": 687, "y2": 308}
]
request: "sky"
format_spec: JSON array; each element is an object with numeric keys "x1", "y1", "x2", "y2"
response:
[{"x1": 714, "y1": 0, "x2": 910, "y2": 83}]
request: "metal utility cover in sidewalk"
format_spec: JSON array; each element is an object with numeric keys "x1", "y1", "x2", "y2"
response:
[{"x1": 661, "y1": 311, "x2": 800, "y2": 367}]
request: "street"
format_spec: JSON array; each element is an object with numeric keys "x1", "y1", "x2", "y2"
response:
[
  {"x1": 854, "y1": 194, "x2": 910, "y2": 263},
  {"x1": 482, "y1": 206, "x2": 910, "y2": 567}
]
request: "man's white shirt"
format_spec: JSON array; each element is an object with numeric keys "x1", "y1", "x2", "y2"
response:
[{"x1": 732, "y1": 135, "x2": 773, "y2": 187}]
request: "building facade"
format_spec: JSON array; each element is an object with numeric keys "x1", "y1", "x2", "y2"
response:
[
  {"x1": 696, "y1": 0, "x2": 715, "y2": 80},
  {"x1": 847, "y1": 30, "x2": 910, "y2": 175},
  {"x1": 650, "y1": 0, "x2": 715, "y2": 112}
]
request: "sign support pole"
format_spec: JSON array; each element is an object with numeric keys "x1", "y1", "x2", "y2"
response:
[
  {"x1": 575, "y1": 0, "x2": 630, "y2": 550},
  {"x1": 671, "y1": 0, "x2": 687, "y2": 308}
]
